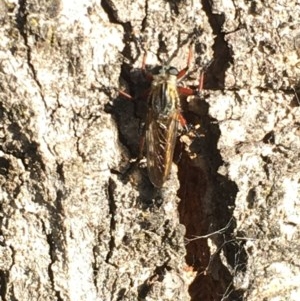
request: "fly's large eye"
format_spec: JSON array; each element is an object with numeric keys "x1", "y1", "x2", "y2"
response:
[
  {"x1": 168, "y1": 67, "x2": 178, "y2": 76},
  {"x1": 152, "y1": 66, "x2": 163, "y2": 75}
]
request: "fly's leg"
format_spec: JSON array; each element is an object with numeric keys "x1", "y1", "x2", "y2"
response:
[
  {"x1": 178, "y1": 111, "x2": 201, "y2": 138},
  {"x1": 176, "y1": 44, "x2": 206, "y2": 138},
  {"x1": 178, "y1": 113, "x2": 189, "y2": 133},
  {"x1": 177, "y1": 70, "x2": 205, "y2": 96},
  {"x1": 119, "y1": 90, "x2": 133, "y2": 100},
  {"x1": 177, "y1": 44, "x2": 193, "y2": 82},
  {"x1": 177, "y1": 42, "x2": 206, "y2": 93}
]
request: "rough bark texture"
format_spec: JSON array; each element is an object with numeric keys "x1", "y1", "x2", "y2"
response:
[{"x1": 0, "y1": 0, "x2": 299, "y2": 301}]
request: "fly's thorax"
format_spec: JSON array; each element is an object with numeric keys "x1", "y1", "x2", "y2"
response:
[{"x1": 149, "y1": 66, "x2": 180, "y2": 117}]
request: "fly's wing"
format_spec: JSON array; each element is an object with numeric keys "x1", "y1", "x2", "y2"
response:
[{"x1": 146, "y1": 109, "x2": 180, "y2": 187}]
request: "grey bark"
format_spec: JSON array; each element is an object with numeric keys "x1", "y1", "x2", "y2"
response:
[{"x1": 0, "y1": 0, "x2": 299, "y2": 301}]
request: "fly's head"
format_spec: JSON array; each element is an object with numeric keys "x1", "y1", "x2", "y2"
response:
[{"x1": 151, "y1": 65, "x2": 179, "y2": 86}]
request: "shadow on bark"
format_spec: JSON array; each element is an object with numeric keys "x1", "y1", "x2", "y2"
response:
[{"x1": 177, "y1": 96, "x2": 246, "y2": 300}]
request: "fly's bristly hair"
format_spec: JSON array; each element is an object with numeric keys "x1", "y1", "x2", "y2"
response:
[{"x1": 146, "y1": 66, "x2": 181, "y2": 187}]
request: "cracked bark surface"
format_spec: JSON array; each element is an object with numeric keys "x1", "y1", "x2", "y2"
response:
[{"x1": 0, "y1": 0, "x2": 300, "y2": 301}]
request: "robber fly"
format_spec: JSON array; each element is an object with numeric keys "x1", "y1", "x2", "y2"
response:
[
  {"x1": 146, "y1": 65, "x2": 182, "y2": 187},
  {"x1": 145, "y1": 49, "x2": 202, "y2": 187},
  {"x1": 120, "y1": 47, "x2": 201, "y2": 187}
]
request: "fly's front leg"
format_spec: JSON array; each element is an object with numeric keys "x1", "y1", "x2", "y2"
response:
[
  {"x1": 177, "y1": 44, "x2": 193, "y2": 82},
  {"x1": 177, "y1": 43, "x2": 205, "y2": 93}
]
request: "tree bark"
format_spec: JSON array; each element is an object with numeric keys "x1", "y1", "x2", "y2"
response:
[{"x1": 0, "y1": 0, "x2": 299, "y2": 301}]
